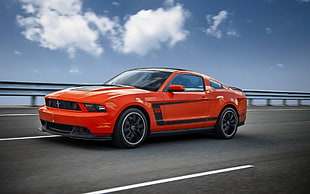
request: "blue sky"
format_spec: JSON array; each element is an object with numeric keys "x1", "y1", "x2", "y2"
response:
[{"x1": 1, "y1": 0, "x2": 310, "y2": 93}]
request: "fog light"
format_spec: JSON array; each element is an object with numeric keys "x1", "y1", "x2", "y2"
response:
[{"x1": 72, "y1": 127, "x2": 91, "y2": 135}]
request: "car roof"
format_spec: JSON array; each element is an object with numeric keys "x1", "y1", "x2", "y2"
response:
[
  {"x1": 129, "y1": 68, "x2": 188, "y2": 72},
  {"x1": 128, "y1": 68, "x2": 215, "y2": 81},
  {"x1": 117, "y1": 68, "x2": 226, "y2": 87}
]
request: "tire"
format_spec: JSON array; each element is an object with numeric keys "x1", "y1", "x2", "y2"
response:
[
  {"x1": 213, "y1": 107, "x2": 238, "y2": 139},
  {"x1": 112, "y1": 108, "x2": 148, "y2": 148}
]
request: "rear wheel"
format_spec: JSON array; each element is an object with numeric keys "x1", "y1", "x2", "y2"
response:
[
  {"x1": 112, "y1": 108, "x2": 148, "y2": 148},
  {"x1": 213, "y1": 107, "x2": 238, "y2": 139}
]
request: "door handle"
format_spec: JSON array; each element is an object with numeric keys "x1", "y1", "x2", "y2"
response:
[{"x1": 201, "y1": 97, "x2": 209, "y2": 101}]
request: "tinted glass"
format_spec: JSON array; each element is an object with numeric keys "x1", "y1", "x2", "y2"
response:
[
  {"x1": 210, "y1": 80, "x2": 223, "y2": 89},
  {"x1": 170, "y1": 74, "x2": 204, "y2": 92},
  {"x1": 105, "y1": 70, "x2": 172, "y2": 91}
]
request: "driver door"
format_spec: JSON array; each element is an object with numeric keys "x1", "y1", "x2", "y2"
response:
[{"x1": 162, "y1": 73, "x2": 210, "y2": 130}]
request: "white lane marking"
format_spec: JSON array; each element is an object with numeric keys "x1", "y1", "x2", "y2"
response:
[
  {"x1": 0, "y1": 114, "x2": 38, "y2": 117},
  {"x1": 84, "y1": 165, "x2": 254, "y2": 194},
  {"x1": 248, "y1": 109, "x2": 310, "y2": 112},
  {"x1": 0, "y1": 135, "x2": 61, "y2": 141}
]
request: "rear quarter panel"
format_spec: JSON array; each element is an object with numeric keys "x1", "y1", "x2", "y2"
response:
[{"x1": 206, "y1": 85, "x2": 247, "y2": 122}]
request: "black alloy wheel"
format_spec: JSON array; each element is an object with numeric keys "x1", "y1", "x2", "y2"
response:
[
  {"x1": 112, "y1": 108, "x2": 148, "y2": 148},
  {"x1": 213, "y1": 107, "x2": 238, "y2": 139}
]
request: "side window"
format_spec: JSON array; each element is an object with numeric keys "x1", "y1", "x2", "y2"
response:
[
  {"x1": 170, "y1": 74, "x2": 204, "y2": 92},
  {"x1": 210, "y1": 80, "x2": 223, "y2": 89}
]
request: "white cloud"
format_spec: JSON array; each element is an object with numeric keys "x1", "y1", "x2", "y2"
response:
[
  {"x1": 69, "y1": 67, "x2": 80, "y2": 73},
  {"x1": 17, "y1": 0, "x2": 118, "y2": 58},
  {"x1": 17, "y1": 0, "x2": 189, "y2": 57},
  {"x1": 112, "y1": 2, "x2": 120, "y2": 6},
  {"x1": 119, "y1": 5, "x2": 189, "y2": 55},
  {"x1": 270, "y1": 63, "x2": 285, "y2": 70},
  {"x1": 265, "y1": 27, "x2": 272, "y2": 34},
  {"x1": 14, "y1": 50, "x2": 22, "y2": 55},
  {"x1": 206, "y1": 10, "x2": 228, "y2": 38},
  {"x1": 205, "y1": 10, "x2": 238, "y2": 39},
  {"x1": 22, "y1": 4, "x2": 36, "y2": 13},
  {"x1": 226, "y1": 30, "x2": 239, "y2": 37},
  {"x1": 298, "y1": 0, "x2": 310, "y2": 2}
]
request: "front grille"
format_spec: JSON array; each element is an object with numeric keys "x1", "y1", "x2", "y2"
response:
[
  {"x1": 41, "y1": 120, "x2": 73, "y2": 134},
  {"x1": 41, "y1": 120, "x2": 92, "y2": 136},
  {"x1": 45, "y1": 99, "x2": 81, "y2": 111}
]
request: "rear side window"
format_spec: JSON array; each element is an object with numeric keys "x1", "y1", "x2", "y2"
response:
[
  {"x1": 210, "y1": 80, "x2": 223, "y2": 89},
  {"x1": 170, "y1": 74, "x2": 204, "y2": 92}
]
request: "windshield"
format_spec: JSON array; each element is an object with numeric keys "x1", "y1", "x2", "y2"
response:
[{"x1": 105, "y1": 70, "x2": 172, "y2": 91}]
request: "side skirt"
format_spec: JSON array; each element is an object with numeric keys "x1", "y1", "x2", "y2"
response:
[
  {"x1": 149, "y1": 127, "x2": 215, "y2": 138},
  {"x1": 238, "y1": 119, "x2": 246, "y2": 127}
]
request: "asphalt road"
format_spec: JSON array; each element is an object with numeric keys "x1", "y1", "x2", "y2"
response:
[{"x1": 0, "y1": 106, "x2": 309, "y2": 194}]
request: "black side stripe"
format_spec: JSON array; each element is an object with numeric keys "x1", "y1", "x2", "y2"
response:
[
  {"x1": 153, "y1": 100, "x2": 202, "y2": 106},
  {"x1": 206, "y1": 117, "x2": 218, "y2": 121},
  {"x1": 152, "y1": 101, "x2": 217, "y2": 126},
  {"x1": 152, "y1": 103, "x2": 165, "y2": 126},
  {"x1": 165, "y1": 118, "x2": 207, "y2": 125},
  {"x1": 161, "y1": 117, "x2": 218, "y2": 126}
]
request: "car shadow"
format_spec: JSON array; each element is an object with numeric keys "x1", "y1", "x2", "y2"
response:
[
  {"x1": 38, "y1": 131, "x2": 270, "y2": 150},
  {"x1": 40, "y1": 136, "x2": 116, "y2": 150},
  {"x1": 145, "y1": 133, "x2": 213, "y2": 145},
  {"x1": 39, "y1": 133, "x2": 212, "y2": 150}
]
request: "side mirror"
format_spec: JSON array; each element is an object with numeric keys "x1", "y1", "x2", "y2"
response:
[{"x1": 168, "y1": 85, "x2": 185, "y2": 92}]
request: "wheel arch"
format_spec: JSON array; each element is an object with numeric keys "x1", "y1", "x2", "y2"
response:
[
  {"x1": 218, "y1": 104, "x2": 239, "y2": 119},
  {"x1": 116, "y1": 105, "x2": 151, "y2": 132},
  {"x1": 212, "y1": 104, "x2": 239, "y2": 139},
  {"x1": 112, "y1": 105, "x2": 150, "y2": 148}
]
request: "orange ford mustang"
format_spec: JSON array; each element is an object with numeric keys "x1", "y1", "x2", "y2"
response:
[{"x1": 39, "y1": 68, "x2": 247, "y2": 148}]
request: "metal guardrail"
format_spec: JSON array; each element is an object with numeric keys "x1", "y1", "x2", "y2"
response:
[
  {"x1": 0, "y1": 81, "x2": 310, "y2": 106},
  {"x1": 244, "y1": 89, "x2": 310, "y2": 106}
]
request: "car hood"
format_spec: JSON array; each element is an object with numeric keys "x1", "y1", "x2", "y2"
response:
[{"x1": 46, "y1": 85, "x2": 151, "y2": 102}]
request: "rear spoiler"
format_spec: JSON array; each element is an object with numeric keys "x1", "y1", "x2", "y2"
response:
[{"x1": 229, "y1": 86, "x2": 243, "y2": 91}]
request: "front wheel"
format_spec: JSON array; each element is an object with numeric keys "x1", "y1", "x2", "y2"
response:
[
  {"x1": 112, "y1": 108, "x2": 148, "y2": 148},
  {"x1": 213, "y1": 107, "x2": 238, "y2": 139}
]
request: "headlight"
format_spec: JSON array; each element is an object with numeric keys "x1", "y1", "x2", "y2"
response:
[{"x1": 84, "y1": 103, "x2": 106, "y2": 112}]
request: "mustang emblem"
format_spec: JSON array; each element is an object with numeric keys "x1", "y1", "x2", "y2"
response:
[{"x1": 56, "y1": 100, "x2": 61, "y2": 108}]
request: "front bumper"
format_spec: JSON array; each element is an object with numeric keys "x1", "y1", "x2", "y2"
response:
[
  {"x1": 39, "y1": 120, "x2": 111, "y2": 140},
  {"x1": 38, "y1": 106, "x2": 115, "y2": 138}
]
